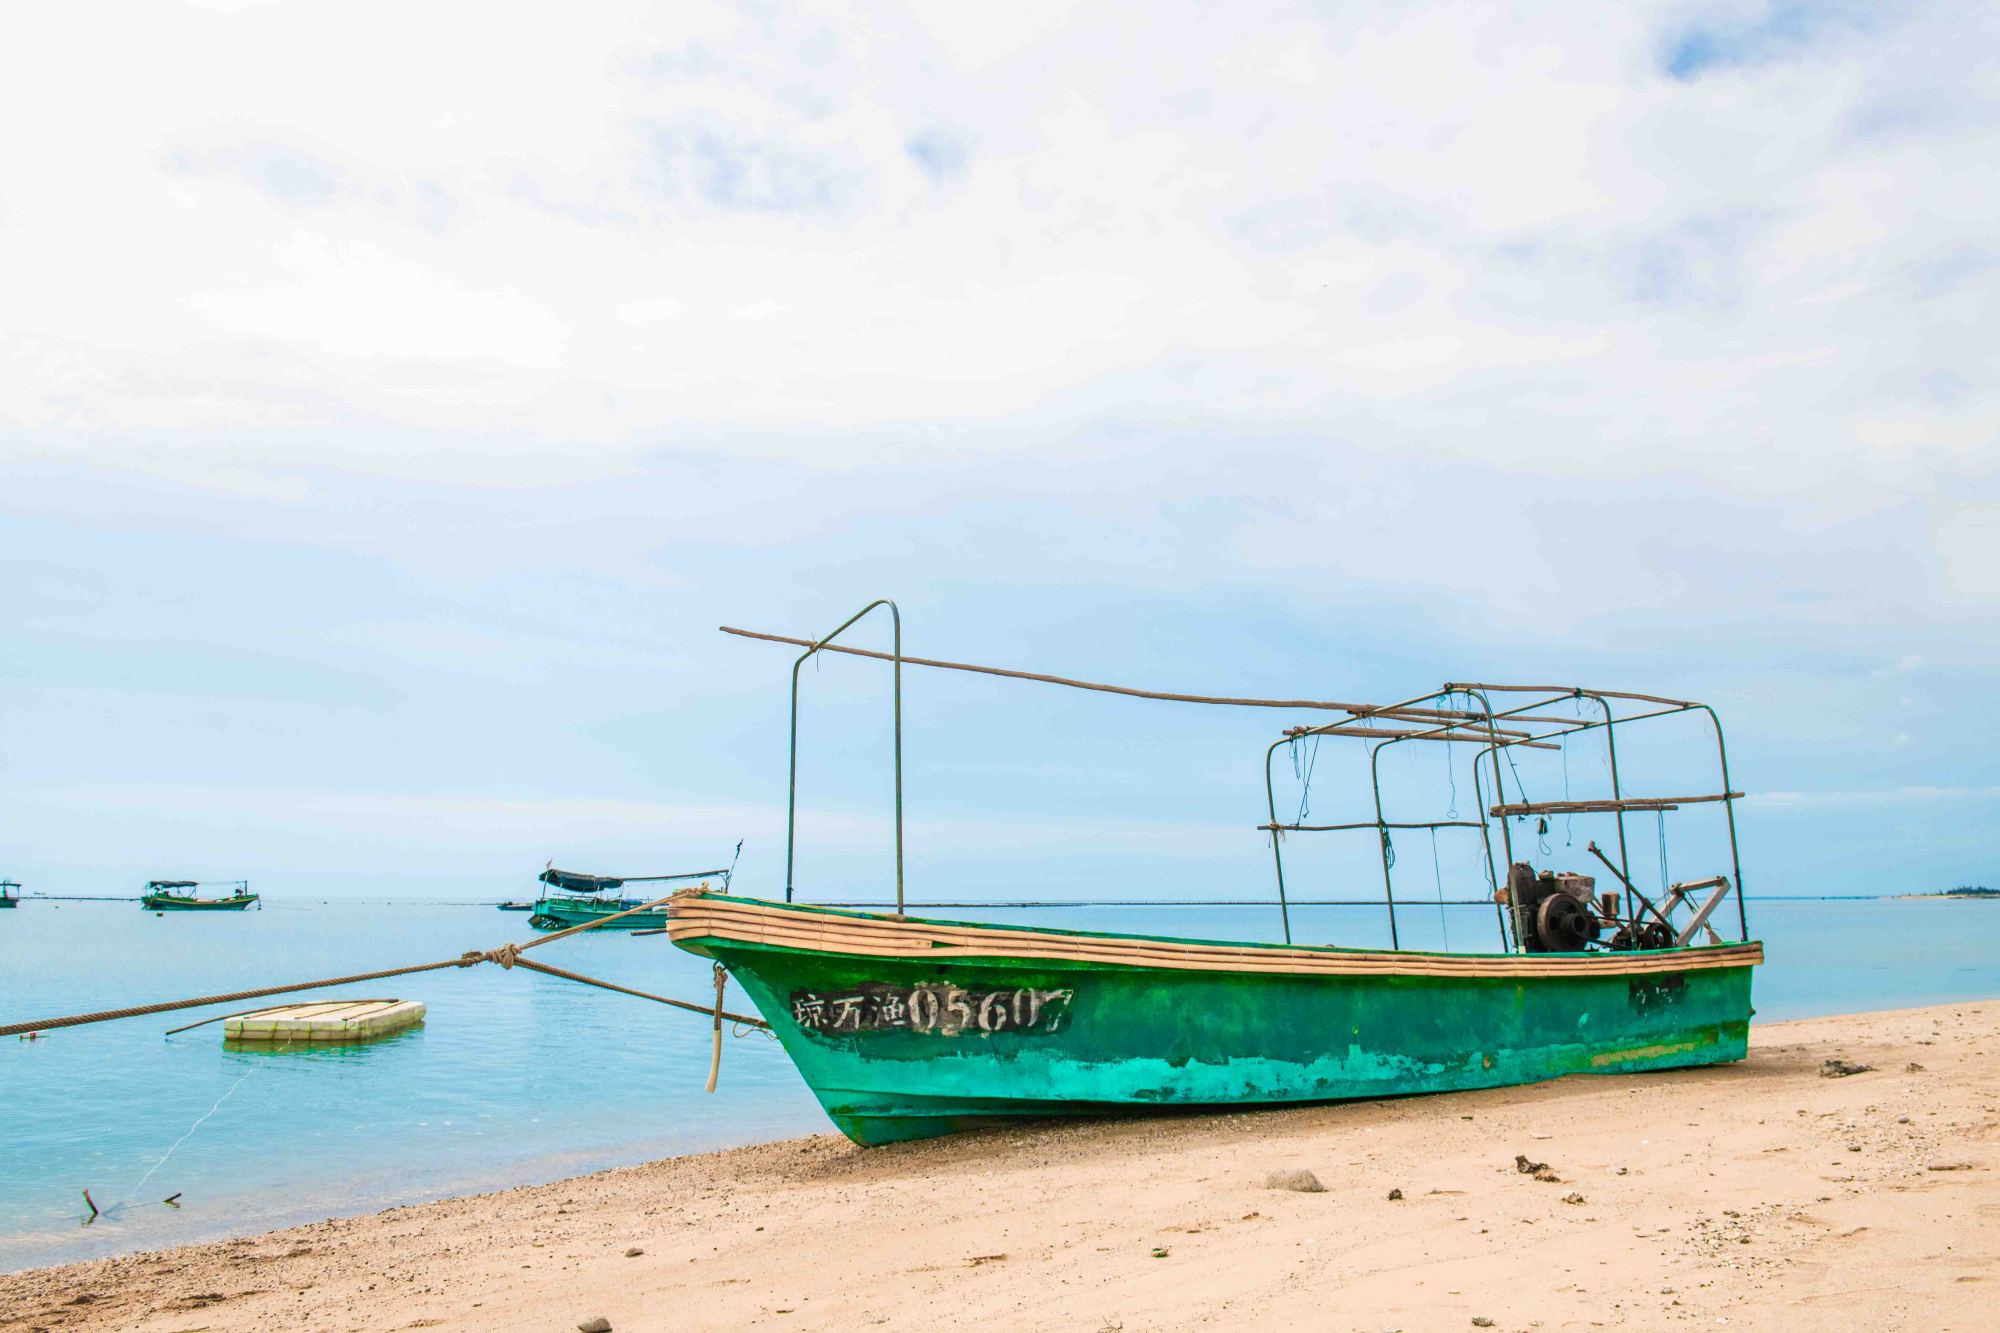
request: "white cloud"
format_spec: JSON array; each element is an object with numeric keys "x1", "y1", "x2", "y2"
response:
[
  {"x1": 1, "y1": 0, "x2": 1993, "y2": 477},
  {"x1": 0, "y1": 2, "x2": 1996, "y2": 750},
  {"x1": 1934, "y1": 507, "x2": 2000, "y2": 605}
]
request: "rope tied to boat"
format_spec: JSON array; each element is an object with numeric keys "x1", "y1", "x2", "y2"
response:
[
  {"x1": 0, "y1": 891, "x2": 769, "y2": 1040},
  {"x1": 462, "y1": 943, "x2": 522, "y2": 970}
]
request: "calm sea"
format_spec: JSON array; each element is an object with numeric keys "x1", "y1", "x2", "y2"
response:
[{"x1": 3, "y1": 894, "x2": 1997, "y2": 1271}]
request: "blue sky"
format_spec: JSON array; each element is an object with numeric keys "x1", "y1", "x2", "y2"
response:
[{"x1": 1, "y1": 1, "x2": 1995, "y2": 906}]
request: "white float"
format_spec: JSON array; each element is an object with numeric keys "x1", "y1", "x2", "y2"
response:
[{"x1": 223, "y1": 998, "x2": 426, "y2": 1043}]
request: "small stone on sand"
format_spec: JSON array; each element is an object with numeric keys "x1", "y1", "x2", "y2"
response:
[
  {"x1": 578, "y1": 1319, "x2": 612, "y2": 1333},
  {"x1": 1387, "y1": 1188, "x2": 1403, "y2": 1201},
  {"x1": 1820, "y1": 1059, "x2": 1873, "y2": 1078},
  {"x1": 1514, "y1": 1155, "x2": 1547, "y2": 1175},
  {"x1": 625, "y1": 1247, "x2": 643, "y2": 1258},
  {"x1": 1562, "y1": 1192, "x2": 1585, "y2": 1205},
  {"x1": 1265, "y1": 1169, "x2": 1325, "y2": 1193}
]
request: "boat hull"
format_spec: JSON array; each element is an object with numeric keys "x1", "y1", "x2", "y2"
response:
[
  {"x1": 668, "y1": 895, "x2": 1761, "y2": 1146},
  {"x1": 528, "y1": 896, "x2": 668, "y2": 931},
  {"x1": 142, "y1": 894, "x2": 258, "y2": 911}
]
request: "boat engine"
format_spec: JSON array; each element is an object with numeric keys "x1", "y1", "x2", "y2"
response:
[
  {"x1": 1507, "y1": 862, "x2": 1602, "y2": 953},
  {"x1": 1607, "y1": 919, "x2": 1675, "y2": 952}
]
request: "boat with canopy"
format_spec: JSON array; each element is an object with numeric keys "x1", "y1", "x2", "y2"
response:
[
  {"x1": 141, "y1": 879, "x2": 259, "y2": 911},
  {"x1": 528, "y1": 859, "x2": 736, "y2": 931},
  {"x1": 666, "y1": 600, "x2": 1763, "y2": 1145},
  {"x1": 0, "y1": 880, "x2": 18, "y2": 910}
]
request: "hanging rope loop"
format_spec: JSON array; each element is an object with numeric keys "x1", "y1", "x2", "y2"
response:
[{"x1": 704, "y1": 964, "x2": 728, "y2": 1094}]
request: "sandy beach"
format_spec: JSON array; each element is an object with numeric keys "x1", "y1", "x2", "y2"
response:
[{"x1": 5, "y1": 999, "x2": 1994, "y2": 1332}]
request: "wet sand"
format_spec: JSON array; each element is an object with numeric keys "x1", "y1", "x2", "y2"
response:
[{"x1": 4, "y1": 1000, "x2": 1995, "y2": 1332}]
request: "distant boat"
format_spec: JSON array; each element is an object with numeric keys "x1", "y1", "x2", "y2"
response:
[
  {"x1": 494, "y1": 901, "x2": 535, "y2": 912},
  {"x1": 141, "y1": 879, "x2": 259, "y2": 911},
  {"x1": 0, "y1": 881, "x2": 18, "y2": 910},
  {"x1": 526, "y1": 861, "x2": 734, "y2": 931}
]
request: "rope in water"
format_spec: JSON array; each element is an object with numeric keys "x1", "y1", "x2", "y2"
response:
[
  {"x1": 0, "y1": 958, "x2": 473, "y2": 1039},
  {"x1": 0, "y1": 891, "x2": 767, "y2": 1038},
  {"x1": 126, "y1": 1035, "x2": 295, "y2": 1204}
]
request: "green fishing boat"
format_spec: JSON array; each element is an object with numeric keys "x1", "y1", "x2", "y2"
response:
[
  {"x1": 527, "y1": 860, "x2": 735, "y2": 931},
  {"x1": 668, "y1": 894, "x2": 1760, "y2": 1145},
  {"x1": 667, "y1": 602, "x2": 1764, "y2": 1146},
  {"x1": 141, "y1": 879, "x2": 259, "y2": 911},
  {"x1": 0, "y1": 881, "x2": 18, "y2": 909}
]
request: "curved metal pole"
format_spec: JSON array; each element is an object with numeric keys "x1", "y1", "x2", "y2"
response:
[
  {"x1": 1695, "y1": 704, "x2": 1749, "y2": 942},
  {"x1": 1268, "y1": 684, "x2": 1472, "y2": 949},
  {"x1": 1472, "y1": 735, "x2": 1523, "y2": 952},
  {"x1": 1585, "y1": 692, "x2": 1633, "y2": 891},
  {"x1": 1263, "y1": 738, "x2": 1293, "y2": 945},
  {"x1": 1454, "y1": 687, "x2": 1514, "y2": 951},
  {"x1": 1366, "y1": 741, "x2": 1400, "y2": 948},
  {"x1": 786, "y1": 599, "x2": 903, "y2": 912},
  {"x1": 1469, "y1": 745, "x2": 1503, "y2": 941},
  {"x1": 1360, "y1": 685, "x2": 1514, "y2": 952}
]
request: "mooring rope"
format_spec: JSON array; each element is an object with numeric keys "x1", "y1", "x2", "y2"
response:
[
  {"x1": 125, "y1": 1035, "x2": 296, "y2": 1205},
  {"x1": 505, "y1": 956, "x2": 765, "y2": 1028},
  {"x1": 20, "y1": 891, "x2": 774, "y2": 1221},
  {"x1": 0, "y1": 891, "x2": 768, "y2": 1039},
  {"x1": 0, "y1": 958, "x2": 474, "y2": 1039}
]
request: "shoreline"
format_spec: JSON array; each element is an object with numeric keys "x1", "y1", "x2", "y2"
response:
[{"x1": 5, "y1": 999, "x2": 1996, "y2": 1331}]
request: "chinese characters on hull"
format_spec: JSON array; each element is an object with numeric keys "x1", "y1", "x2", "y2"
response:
[{"x1": 789, "y1": 982, "x2": 1075, "y2": 1036}]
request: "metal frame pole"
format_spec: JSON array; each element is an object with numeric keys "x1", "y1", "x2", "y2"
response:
[
  {"x1": 1697, "y1": 705, "x2": 1748, "y2": 941},
  {"x1": 1586, "y1": 693, "x2": 1635, "y2": 898},
  {"x1": 1454, "y1": 687, "x2": 1513, "y2": 951},
  {"x1": 1262, "y1": 738, "x2": 1294, "y2": 945},
  {"x1": 1367, "y1": 742, "x2": 1400, "y2": 948},
  {"x1": 786, "y1": 599, "x2": 903, "y2": 912}
]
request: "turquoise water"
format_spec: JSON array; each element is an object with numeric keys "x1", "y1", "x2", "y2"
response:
[{"x1": 3, "y1": 894, "x2": 1997, "y2": 1271}]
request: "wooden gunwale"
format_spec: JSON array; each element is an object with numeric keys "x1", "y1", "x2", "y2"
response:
[{"x1": 667, "y1": 897, "x2": 1762, "y2": 979}]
